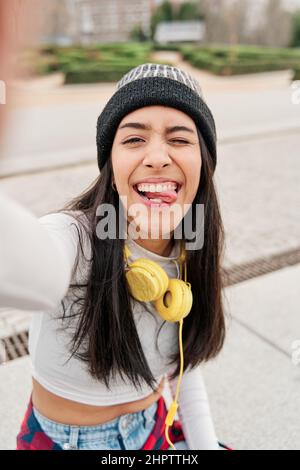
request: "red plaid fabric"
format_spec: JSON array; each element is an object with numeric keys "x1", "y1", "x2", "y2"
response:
[
  {"x1": 16, "y1": 396, "x2": 62, "y2": 450},
  {"x1": 142, "y1": 395, "x2": 185, "y2": 450}
]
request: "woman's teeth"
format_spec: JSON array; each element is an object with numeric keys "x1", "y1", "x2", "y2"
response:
[
  {"x1": 134, "y1": 182, "x2": 179, "y2": 205},
  {"x1": 136, "y1": 183, "x2": 177, "y2": 192}
]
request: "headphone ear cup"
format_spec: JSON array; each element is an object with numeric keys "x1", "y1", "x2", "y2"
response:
[
  {"x1": 154, "y1": 279, "x2": 193, "y2": 323},
  {"x1": 125, "y1": 258, "x2": 169, "y2": 302}
]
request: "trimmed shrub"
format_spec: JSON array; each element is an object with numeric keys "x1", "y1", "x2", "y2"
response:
[
  {"x1": 293, "y1": 66, "x2": 300, "y2": 79},
  {"x1": 179, "y1": 44, "x2": 300, "y2": 78}
]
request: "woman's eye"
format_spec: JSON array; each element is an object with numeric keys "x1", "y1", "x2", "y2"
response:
[
  {"x1": 171, "y1": 139, "x2": 189, "y2": 144},
  {"x1": 122, "y1": 138, "x2": 189, "y2": 145},
  {"x1": 123, "y1": 138, "x2": 143, "y2": 144}
]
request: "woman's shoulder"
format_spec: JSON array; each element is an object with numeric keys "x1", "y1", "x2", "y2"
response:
[
  {"x1": 38, "y1": 209, "x2": 88, "y2": 227},
  {"x1": 38, "y1": 210, "x2": 92, "y2": 264}
]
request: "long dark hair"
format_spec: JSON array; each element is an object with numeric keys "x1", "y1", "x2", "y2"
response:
[{"x1": 54, "y1": 127, "x2": 226, "y2": 392}]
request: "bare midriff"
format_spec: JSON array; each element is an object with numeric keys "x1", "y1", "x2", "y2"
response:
[{"x1": 31, "y1": 376, "x2": 165, "y2": 426}]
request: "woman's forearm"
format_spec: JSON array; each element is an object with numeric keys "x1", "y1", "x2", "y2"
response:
[
  {"x1": 0, "y1": 192, "x2": 76, "y2": 311},
  {"x1": 168, "y1": 365, "x2": 220, "y2": 450}
]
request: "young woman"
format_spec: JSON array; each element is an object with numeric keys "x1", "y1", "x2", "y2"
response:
[{"x1": 14, "y1": 63, "x2": 226, "y2": 450}]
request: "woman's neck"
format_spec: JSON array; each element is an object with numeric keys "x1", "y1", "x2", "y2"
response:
[{"x1": 131, "y1": 237, "x2": 175, "y2": 257}]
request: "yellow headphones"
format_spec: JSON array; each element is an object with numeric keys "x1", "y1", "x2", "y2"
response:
[{"x1": 124, "y1": 240, "x2": 193, "y2": 450}]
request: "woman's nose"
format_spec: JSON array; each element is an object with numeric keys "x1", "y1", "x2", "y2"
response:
[{"x1": 142, "y1": 144, "x2": 172, "y2": 168}]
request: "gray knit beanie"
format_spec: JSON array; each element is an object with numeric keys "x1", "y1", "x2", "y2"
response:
[{"x1": 96, "y1": 63, "x2": 217, "y2": 171}]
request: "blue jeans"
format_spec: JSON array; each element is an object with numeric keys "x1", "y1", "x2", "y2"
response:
[{"x1": 32, "y1": 401, "x2": 189, "y2": 450}]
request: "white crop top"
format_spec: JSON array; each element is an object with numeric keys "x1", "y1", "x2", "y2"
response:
[
  {"x1": 29, "y1": 211, "x2": 182, "y2": 406},
  {"x1": 0, "y1": 194, "x2": 220, "y2": 449}
]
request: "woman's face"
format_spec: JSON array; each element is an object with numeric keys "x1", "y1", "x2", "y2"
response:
[{"x1": 111, "y1": 105, "x2": 201, "y2": 239}]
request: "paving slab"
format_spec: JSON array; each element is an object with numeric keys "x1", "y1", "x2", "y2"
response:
[{"x1": 0, "y1": 356, "x2": 32, "y2": 450}]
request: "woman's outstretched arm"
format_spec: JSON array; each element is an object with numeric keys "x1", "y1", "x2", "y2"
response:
[
  {"x1": 168, "y1": 364, "x2": 220, "y2": 450},
  {"x1": 0, "y1": 192, "x2": 78, "y2": 311}
]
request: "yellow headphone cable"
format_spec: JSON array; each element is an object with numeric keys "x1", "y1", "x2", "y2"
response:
[{"x1": 124, "y1": 239, "x2": 192, "y2": 450}]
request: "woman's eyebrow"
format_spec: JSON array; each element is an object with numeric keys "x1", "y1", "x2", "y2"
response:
[{"x1": 118, "y1": 122, "x2": 195, "y2": 134}]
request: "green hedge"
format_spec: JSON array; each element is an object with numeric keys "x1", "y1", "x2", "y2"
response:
[
  {"x1": 294, "y1": 67, "x2": 300, "y2": 80},
  {"x1": 34, "y1": 42, "x2": 300, "y2": 82},
  {"x1": 182, "y1": 44, "x2": 300, "y2": 60},
  {"x1": 65, "y1": 69, "x2": 131, "y2": 84},
  {"x1": 36, "y1": 42, "x2": 152, "y2": 84},
  {"x1": 180, "y1": 44, "x2": 300, "y2": 77},
  {"x1": 63, "y1": 61, "x2": 143, "y2": 84}
]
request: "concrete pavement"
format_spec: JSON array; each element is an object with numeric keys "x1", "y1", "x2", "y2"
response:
[{"x1": 203, "y1": 263, "x2": 300, "y2": 450}]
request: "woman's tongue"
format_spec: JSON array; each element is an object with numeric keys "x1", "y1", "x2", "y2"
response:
[{"x1": 143, "y1": 189, "x2": 177, "y2": 204}]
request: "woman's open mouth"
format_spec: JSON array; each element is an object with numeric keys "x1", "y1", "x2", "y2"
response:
[{"x1": 132, "y1": 181, "x2": 182, "y2": 207}]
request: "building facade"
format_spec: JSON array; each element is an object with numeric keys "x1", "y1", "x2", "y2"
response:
[
  {"x1": 42, "y1": 0, "x2": 156, "y2": 45},
  {"x1": 41, "y1": 0, "x2": 156, "y2": 44},
  {"x1": 75, "y1": 0, "x2": 154, "y2": 43}
]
